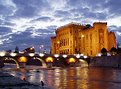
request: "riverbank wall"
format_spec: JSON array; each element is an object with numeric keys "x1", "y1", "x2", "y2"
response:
[{"x1": 90, "y1": 55, "x2": 121, "y2": 68}]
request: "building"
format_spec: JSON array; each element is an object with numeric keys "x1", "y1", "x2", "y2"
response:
[
  {"x1": 51, "y1": 22, "x2": 116, "y2": 56},
  {"x1": 23, "y1": 47, "x2": 35, "y2": 53}
]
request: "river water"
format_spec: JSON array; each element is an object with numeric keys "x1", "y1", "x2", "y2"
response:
[{"x1": 2, "y1": 64, "x2": 121, "y2": 89}]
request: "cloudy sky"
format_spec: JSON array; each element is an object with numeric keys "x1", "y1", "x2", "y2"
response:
[{"x1": 0, "y1": 0, "x2": 121, "y2": 52}]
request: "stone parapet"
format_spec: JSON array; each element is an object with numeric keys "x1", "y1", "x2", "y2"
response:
[{"x1": 90, "y1": 55, "x2": 121, "y2": 68}]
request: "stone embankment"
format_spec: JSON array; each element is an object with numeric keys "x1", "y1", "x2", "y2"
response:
[
  {"x1": 90, "y1": 55, "x2": 121, "y2": 68},
  {"x1": 0, "y1": 60, "x2": 4, "y2": 68},
  {"x1": 0, "y1": 71, "x2": 50, "y2": 89}
]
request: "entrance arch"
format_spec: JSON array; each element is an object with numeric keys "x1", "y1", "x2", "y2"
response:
[{"x1": 3, "y1": 57, "x2": 20, "y2": 68}]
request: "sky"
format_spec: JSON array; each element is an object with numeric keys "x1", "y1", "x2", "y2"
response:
[{"x1": 0, "y1": 0, "x2": 121, "y2": 52}]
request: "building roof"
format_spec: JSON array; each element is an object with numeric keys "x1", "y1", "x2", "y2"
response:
[{"x1": 55, "y1": 22, "x2": 85, "y2": 33}]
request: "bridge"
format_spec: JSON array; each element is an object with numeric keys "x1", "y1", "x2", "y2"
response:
[{"x1": 0, "y1": 52, "x2": 90, "y2": 68}]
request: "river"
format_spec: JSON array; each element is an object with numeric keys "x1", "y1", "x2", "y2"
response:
[{"x1": 2, "y1": 64, "x2": 121, "y2": 89}]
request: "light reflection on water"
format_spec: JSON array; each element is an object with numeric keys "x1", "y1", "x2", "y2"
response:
[{"x1": 3, "y1": 65, "x2": 121, "y2": 89}]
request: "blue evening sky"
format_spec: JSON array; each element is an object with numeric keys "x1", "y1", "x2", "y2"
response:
[{"x1": 0, "y1": 0, "x2": 121, "y2": 52}]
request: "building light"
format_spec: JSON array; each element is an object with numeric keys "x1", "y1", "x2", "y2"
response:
[
  {"x1": 96, "y1": 53, "x2": 101, "y2": 57},
  {"x1": 68, "y1": 58, "x2": 76, "y2": 63},
  {"x1": 81, "y1": 35, "x2": 84, "y2": 38},
  {"x1": 39, "y1": 53, "x2": 44, "y2": 57},
  {"x1": 0, "y1": 52, "x2": 6, "y2": 57},
  {"x1": 30, "y1": 46, "x2": 34, "y2": 50},
  {"x1": 46, "y1": 57, "x2": 54, "y2": 62},
  {"x1": 10, "y1": 53, "x2": 17, "y2": 57},
  {"x1": 84, "y1": 55, "x2": 88, "y2": 59},
  {"x1": 54, "y1": 54, "x2": 59, "y2": 58},
  {"x1": 80, "y1": 54, "x2": 84, "y2": 56},
  {"x1": 18, "y1": 56, "x2": 27, "y2": 62},
  {"x1": 76, "y1": 54, "x2": 80, "y2": 58},
  {"x1": 57, "y1": 41, "x2": 60, "y2": 44},
  {"x1": 29, "y1": 53, "x2": 35, "y2": 57},
  {"x1": 62, "y1": 54, "x2": 67, "y2": 58}
]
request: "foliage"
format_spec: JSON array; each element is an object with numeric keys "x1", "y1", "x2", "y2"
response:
[
  {"x1": 101, "y1": 48, "x2": 107, "y2": 56},
  {"x1": 15, "y1": 46, "x2": 19, "y2": 53},
  {"x1": 110, "y1": 47, "x2": 117, "y2": 55}
]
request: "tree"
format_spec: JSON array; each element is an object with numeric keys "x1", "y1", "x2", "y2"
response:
[
  {"x1": 110, "y1": 47, "x2": 117, "y2": 55},
  {"x1": 15, "y1": 46, "x2": 19, "y2": 53},
  {"x1": 101, "y1": 48, "x2": 107, "y2": 56},
  {"x1": 83, "y1": 24, "x2": 92, "y2": 30},
  {"x1": 86, "y1": 24, "x2": 91, "y2": 28},
  {"x1": 0, "y1": 60, "x2": 4, "y2": 68}
]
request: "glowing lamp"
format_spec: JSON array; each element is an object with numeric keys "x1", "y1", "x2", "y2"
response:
[
  {"x1": 81, "y1": 35, "x2": 84, "y2": 38},
  {"x1": 57, "y1": 41, "x2": 60, "y2": 44},
  {"x1": 68, "y1": 57, "x2": 76, "y2": 63},
  {"x1": 10, "y1": 53, "x2": 17, "y2": 57},
  {"x1": 46, "y1": 57, "x2": 54, "y2": 62},
  {"x1": 62, "y1": 54, "x2": 67, "y2": 58},
  {"x1": 0, "y1": 52, "x2": 5, "y2": 57},
  {"x1": 96, "y1": 53, "x2": 102, "y2": 57},
  {"x1": 29, "y1": 53, "x2": 35, "y2": 57},
  {"x1": 30, "y1": 46, "x2": 34, "y2": 50},
  {"x1": 18, "y1": 56, "x2": 27, "y2": 62},
  {"x1": 84, "y1": 55, "x2": 88, "y2": 59},
  {"x1": 80, "y1": 54, "x2": 84, "y2": 56},
  {"x1": 54, "y1": 54, "x2": 59, "y2": 58},
  {"x1": 39, "y1": 53, "x2": 44, "y2": 57},
  {"x1": 76, "y1": 54, "x2": 80, "y2": 58}
]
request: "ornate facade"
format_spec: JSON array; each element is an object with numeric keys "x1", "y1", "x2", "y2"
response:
[{"x1": 51, "y1": 22, "x2": 116, "y2": 56}]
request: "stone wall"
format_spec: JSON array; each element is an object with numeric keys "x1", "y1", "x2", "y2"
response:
[
  {"x1": 0, "y1": 60, "x2": 4, "y2": 68},
  {"x1": 90, "y1": 55, "x2": 121, "y2": 68}
]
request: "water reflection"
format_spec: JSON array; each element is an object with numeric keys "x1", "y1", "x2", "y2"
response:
[{"x1": 5, "y1": 66, "x2": 121, "y2": 89}]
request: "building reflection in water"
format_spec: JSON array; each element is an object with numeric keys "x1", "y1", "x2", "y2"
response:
[
  {"x1": 44, "y1": 67, "x2": 89, "y2": 89},
  {"x1": 54, "y1": 68, "x2": 61, "y2": 88},
  {"x1": 28, "y1": 70, "x2": 44, "y2": 84},
  {"x1": 7, "y1": 66, "x2": 120, "y2": 89}
]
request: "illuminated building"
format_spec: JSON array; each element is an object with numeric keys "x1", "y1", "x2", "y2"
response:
[
  {"x1": 23, "y1": 47, "x2": 35, "y2": 53},
  {"x1": 51, "y1": 22, "x2": 116, "y2": 56}
]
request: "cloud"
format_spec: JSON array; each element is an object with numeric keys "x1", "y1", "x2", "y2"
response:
[
  {"x1": 0, "y1": 1, "x2": 15, "y2": 16},
  {"x1": 0, "y1": 29, "x2": 51, "y2": 51},
  {"x1": 0, "y1": 27, "x2": 11, "y2": 34},
  {"x1": 54, "y1": 10, "x2": 71, "y2": 17},
  {"x1": 0, "y1": 0, "x2": 121, "y2": 51},
  {"x1": 31, "y1": 16, "x2": 54, "y2": 22},
  {"x1": 12, "y1": 0, "x2": 51, "y2": 18},
  {"x1": 0, "y1": 26, "x2": 12, "y2": 47},
  {"x1": 108, "y1": 25, "x2": 121, "y2": 45},
  {"x1": 106, "y1": 0, "x2": 121, "y2": 17}
]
